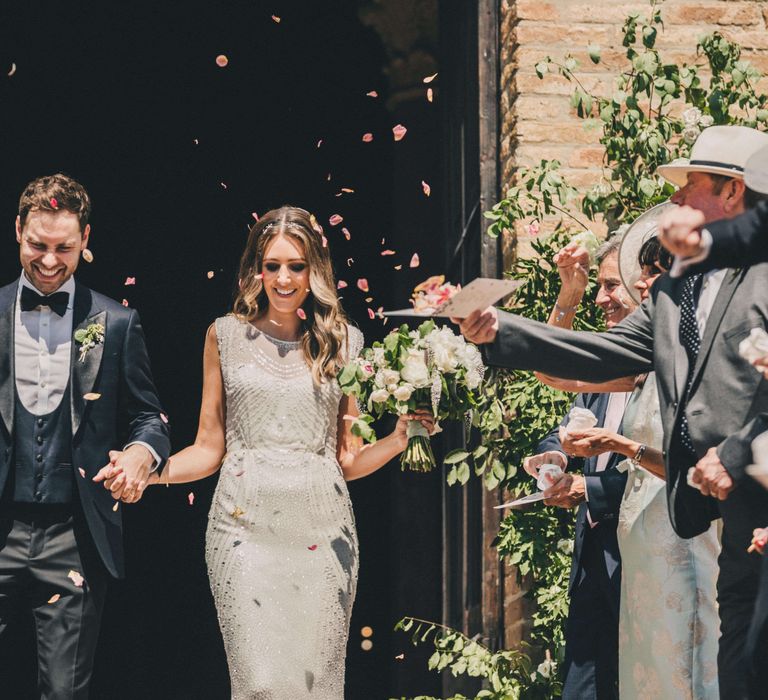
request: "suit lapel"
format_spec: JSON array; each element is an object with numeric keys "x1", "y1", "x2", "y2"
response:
[
  {"x1": 0, "y1": 283, "x2": 17, "y2": 437},
  {"x1": 688, "y1": 268, "x2": 743, "y2": 391},
  {"x1": 668, "y1": 280, "x2": 688, "y2": 401},
  {"x1": 70, "y1": 284, "x2": 106, "y2": 436}
]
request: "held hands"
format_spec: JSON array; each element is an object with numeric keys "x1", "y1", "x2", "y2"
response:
[
  {"x1": 559, "y1": 427, "x2": 621, "y2": 458},
  {"x1": 542, "y1": 472, "x2": 586, "y2": 509},
  {"x1": 522, "y1": 450, "x2": 567, "y2": 479},
  {"x1": 659, "y1": 205, "x2": 707, "y2": 258},
  {"x1": 93, "y1": 444, "x2": 154, "y2": 503},
  {"x1": 753, "y1": 353, "x2": 768, "y2": 380},
  {"x1": 689, "y1": 447, "x2": 734, "y2": 501},
  {"x1": 553, "y1": 242, "x2": 590, "y2": 292},
  {"x1": 453, "y1": 306, "x2": 499, "y2": 345}
]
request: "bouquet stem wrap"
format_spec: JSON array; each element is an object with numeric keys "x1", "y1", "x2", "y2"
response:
[{"x1": 402, "y1": 418, "x2": 436, "y2": 472}]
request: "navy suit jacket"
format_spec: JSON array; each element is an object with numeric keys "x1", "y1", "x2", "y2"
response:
[{"x1": 536, "y1": 391, "x2": 627, "y2": 618}]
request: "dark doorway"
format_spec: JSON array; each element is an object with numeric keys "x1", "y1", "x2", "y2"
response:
[{"x1": 0, "y1": 1, "x2": 450, "y2": 698}]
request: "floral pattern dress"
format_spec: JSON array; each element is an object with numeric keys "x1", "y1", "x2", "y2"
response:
[{"x1": 616, "y1": 374, "x2": 720, "y2": 699}]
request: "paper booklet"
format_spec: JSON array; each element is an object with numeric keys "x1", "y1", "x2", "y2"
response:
[
  {"x1": 383, "y1": 277, "x2": 522, "y2": 318},
  {"x1": 494, "y1": 491, "x2": 546, "y2": 510}
]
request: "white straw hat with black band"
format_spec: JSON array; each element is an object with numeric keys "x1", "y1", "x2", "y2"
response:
[
  {"x1": 656, "y1": 125, "x2": 768, "y2": 188},
  {"x1": 745, "y1": 144, "x2": 768, "y2": 195}
]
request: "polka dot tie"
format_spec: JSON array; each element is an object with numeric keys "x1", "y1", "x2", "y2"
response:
[{"x1": 678, "y1": 273, "x2": 703, "y2": 457}]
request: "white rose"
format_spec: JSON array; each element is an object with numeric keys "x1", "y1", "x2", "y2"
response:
[
  {"x1": 386, "y1": 383, "x2": 399, "y2": 394},
  {"x1": 465, "y1": 370, "x2": 482, "y2": 390},
  {"x1": 682, "y1": 106, "x2": 702, "y2": 126},
  {"x1": 432, "y1": 344, "x2": 458, "y2": 373},
  {"x1": 372, "y1": 347, "x2": 386, "y2": 365},
  {"x1": 393, "y1": 383, "x2": 414, "y2": 402},
  {"x1": 382, "y1": 368, "x2": 401, "y2": 385},
  {"x1": 370, "y1": 388, "x2": 389, "y2": 403},
  {"x1": 374, "y1": 370, "x2": 386, "y2": 388},
  {"x1": 400, "y1": 349, "x2": 431, "y2": 387},
  {"x1": 682, "y1": 125, "x2": 700, "y2": 145}
]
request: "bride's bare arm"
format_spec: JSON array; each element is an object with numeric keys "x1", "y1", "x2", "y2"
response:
[
  {"x1": 149, "y1": 324, "x2": 227, "y2": 485},
  {"x1": 336, "y1": 395, "x2": 434, "y2": 481},
  {"x1": 533, "y1": 372, "x2": 637, "y2": 393}
]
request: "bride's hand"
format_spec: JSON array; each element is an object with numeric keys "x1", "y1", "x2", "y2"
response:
[{"x1": 392, "y1": 410, "x2": 436, "y2": 443}]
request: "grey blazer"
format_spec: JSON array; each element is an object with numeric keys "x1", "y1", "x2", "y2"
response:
[{"x1": 483, "y1": 263, "x2": 768, "y2": 541}]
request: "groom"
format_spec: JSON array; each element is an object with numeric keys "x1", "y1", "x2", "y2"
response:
[{"x1": 0, "y1": 174, "x2": 170, "y2": 698}]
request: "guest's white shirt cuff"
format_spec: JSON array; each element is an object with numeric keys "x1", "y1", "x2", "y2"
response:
[
  {"x1": 124, "y1": 441, "x2": 161, "y2": 472},
  {"x1": 670, "y1": 228, "x2": 713, "y2": 278}
]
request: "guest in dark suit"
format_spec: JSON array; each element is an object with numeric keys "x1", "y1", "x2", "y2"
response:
[
  {"x1": 0, "y1": 174, "x2": 170, "y2": 698},
  {"x1": 457, "y1": 125, "x2": 768, "y2": 699},
  {"x1": 520, "y1": 236, "x2": 634, "y2": 699}
]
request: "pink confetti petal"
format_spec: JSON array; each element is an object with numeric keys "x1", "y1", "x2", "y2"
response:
[
  {"x1": 68, "y1": 570, "x2": 84, "y2": 587},
  {"x1": 50, "y1": 197, "x2": 58, "y2": 208},
  {"x1": 421, "y1": 181, "x2": 431, "y2": 197},
  {"x1": 188, "y1": 492, "x2": 195, "y2": 506},
  {"x1": 394, "y1": 264, "x2": 403, "y2": 270},
  {"x1": 124, "y1": 277, "x2": 135, "y2": 286},
  {"x1": 7, "y1": 63, "x2": 16, "y2": 77},
  {"x1": 297, "y1": 308, "x2": 307, "y2": 320},
  {"x1": 365, "y1": 296, "x2": 373, "y2": 303},
  {"x1": 254, "y1": 272, "x2": 264, "y2": 280},
  {"x1": 427, "y1": 88, "x2": 433, "y2": 102},
  {"x1": 252, "y1": 212, "x2": 259, "y2": 221},
  {"x1": 423, "y1": 72, "x2": 438, "y2": 83},
  {"x1": 322, "y1": 235, "x2": 328, "y2": 248},
  {"x1": 220, "y1": 182, "x2": 227, "y2": 189},
  {"x1": 48, "y1": 594, "x2": 61, "y2": 604},
  {"x1": 121, "y1": 299, "x2": 129, "y2": 307},
  {"x1": 367, "y1": 308, "x2": 375, "y2": 319},
  {"x1": 316, "y1": 139, "x2": 323, "y2": 148},
  {"x1": 337, "y1": 280, "x2": 348, "y2": 289},
  {"x1": 160, "y1": 412, "x2": 169, "y2": 424},
  {"x1": 381, "y1": 249, "x2": 396, "y2": 256},
  {"x1": 82, "y1": 249, "x2": 94, "y2": 263},
  {"x1": 207, "y1": 270, "x2": 215, "y2": 279},
  {"x1": 392, "y1": 124, "x2": 407, "y2": 141},
  {"x1": 342, "y1": 227, "x2": 351, "y2": 241},
  {"x1": 409, "y1": 253, "x2": 420, "y2": 268},
  {"x1": 342, "y1": 414, "x2": 357, "y2": 422},
  {"x1": 341, "y1": 187, "x2": 354, "y2": 194},
  {"x1": 78, "y1": 468, "x2": 86, "y2": 478},
  {"x1": 329, "y1": 214, "x2": 343, "y2": 226},
  {"x1": 193, "y1": 138, "x2": 199, "y2": 145},
  {"x1": 357, "y1": 278, "x2": 369, "y2": 292},
  {"x1": 366, "y1": 91, "x2": 378, "y2": 97},
  {"x1": 271, "y1": 14, "x2": 281, "y2": 23},
  {"x1": 83, "y1": 392, "x2": 101, "y2": 401},
  {"x1": 112, "y1": 502, "x2": 119, "y2": 512},
  {"x1": 308, "y1": 544, "x2": 318, "y2": 551},
  {"x1": 346, "y1": 258, "x2": 354, "y2": 267},
  {"x1": 362, "y1": 133, "x2": 373, "y2": 143},
  {"x1": 215, "y1": 55, "x2": 229, "y2": 68}
]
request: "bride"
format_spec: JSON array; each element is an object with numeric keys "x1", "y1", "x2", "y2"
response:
[{"x1": 146, "y1": 206, "x2": 432, "y2": 698}]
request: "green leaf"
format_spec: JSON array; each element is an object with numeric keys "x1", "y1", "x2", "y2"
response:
[
  {"x1": 444, "y1": 449, "x2": 470, "y2": 465},
  {"x1": 457, "y1": 462, "x2": 470, "y2": 485}
]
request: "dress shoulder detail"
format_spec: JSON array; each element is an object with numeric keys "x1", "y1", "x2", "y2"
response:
[{"x1": 346, "y1": 324, "x2": 364, "y2": 361}]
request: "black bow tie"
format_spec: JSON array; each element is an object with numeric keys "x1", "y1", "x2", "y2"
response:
[{"x1": 20, "y1": 286, "x2": 70, "y2": 317}]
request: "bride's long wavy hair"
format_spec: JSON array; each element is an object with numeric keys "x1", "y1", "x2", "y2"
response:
[{"x1": 233, "y1": 206, "x2": 349, "y2": 384}]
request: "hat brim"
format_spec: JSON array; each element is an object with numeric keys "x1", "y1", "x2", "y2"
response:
[
  {"x1": 656, "y1": 163, "x2": 745, "y2": 188},
  {"x1": 618, "y1": 201, "x2": 677, "y2": 305}
]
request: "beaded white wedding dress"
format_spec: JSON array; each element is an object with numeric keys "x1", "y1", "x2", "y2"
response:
[{"x1": 206, "y1": 315, "x2": 362, "y2": 699}]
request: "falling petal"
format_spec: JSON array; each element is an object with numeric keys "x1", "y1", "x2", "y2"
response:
[
  {"x1": 427, "y1": 88, "x2": 433, "y2": 102},
  {"x1": 220, "y1": 182, "x2": 227, "y2": 189},
  {"x1": 346, "y1": 258, "x2": 354, "y2": 266},
  {"x1": 365, "y1": 296, "x2": 373, "y2": 303},
  {"x1": 342, "y1": 414, "x2": 358, "y2": 422},
  {"x1": 308, "y1": 544, "x2": 318, "y2": 551},
  {"x1": 409, "y1": 253, "x2": 420, "y2": 268},
  {"x1": 269, "y1": 319, "x2": 282, "y2": 326},
  {"x1": 252, "y1": 212, "x2": 259, "y2": 221},
  {"x1": 121, "y1": 299, "x2": 129, "y2": 307},
  {"x1": 297, "y1": 308, "x2": 307, "y2": 320},
  {"x1": 68, "y1": 570, "x2": 84, "y2": 587},
  {"x1": 392, "y1": 124, "x2": 407, "y2": 141},
  {"x1": 50, "y1": 197, "x2": 58, "y2": 208},
  {"x1": 423, "y1": 72, "x2": 438, "y2": 83},
  {"x1": 124, "y1": 277, "x2": 136, "y2": 286},
  {"x1": 188, "y1": 492, "x2": 195, "y2": 506},
  {"x1": 357, "y1": 278, "x2": 369, "y2": 292},
  {"x1": 395, "y1": 653, "x2": 405, "y2": 660},
  {"x1": 78, "y1": 468, "x2": 86, "y2": 478},
  {"x1": 337, "y1": 280, "x2": 348, "y2": 289},
  {"x1": 362, "y1": 133, "x2": 373, "y2": 143},
  {"x1": 232, "y1": 506, "x2": 245, "y2": 518},
  {"x1": 341, "y1": 187, "x2": 354, "y2": 193},
  {"x1": 366, "y1": 90, "x2": 378, "y2": 97},
  {"x1": 193, "y1": 138, "x2": 199, "y2": 145},
  {"x1": 215, "y1": 55, "x2": 229, "y2": 67},
  {"x1": 7, "y1": 63, "x2": 16, "y2": 77},
  {"x1": 48, "y1": 594, "x2": 61, "y2": 604},
  {"x1": 207, "y1": 270, "x2": 215, "y2": 279},
  {"x1": 322, "y1": 235, "x2": 328, "y2": 248},
  {"x1": 381, "y1": 237, "x2": 385, "y2": 245},
  {"x1": 421, "y1": 181, "x2": 431, "y2": 197},
  {"x1": 112, "y1": 502, "x2": 119, "y2": 512},
  {"x1": 394, "y1": 264, "x2": 403, "y2": 270},
  {"x1": 381, "y1": 249, "x2": 396, "y2": 256},
  {"x1": 342, "y1": 227, "x2": 351, "y2": 240},
  {"x1": 82, "y1": 249, "x2": 94, "y2": 263},
  {"x1": 329, "y1": 214, "x2": 343, "y2": 226},
  {"x1": 160, "y1": 413, "x2": 169, "y2": 424},
  {"x1": 83, "y1": 393, "x2": 101, "y2": 401},
  {"x1": 376, "y1": 306, "x2": 384, "y2": 318},
  {"x1": 316, "y1": 139, "x2": 323, "y2": 148},
  {"x1": 310, "y1": 214, "x2": 323, "y2": 233},
  {"x1": 254, "y1": 272, "x2": 264, "y2": 280},
  {"x1": 271, "y1": 14, "x2": 281, "y2": 23},
  {"x1": 327, "y1": 173, "x2": 332, "y2": 181},
  {"x1": 367, "y1": 308, "x2": 375, "y2": 319}
]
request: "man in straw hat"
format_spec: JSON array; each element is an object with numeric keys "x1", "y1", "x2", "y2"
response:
[{"x1": 454, "y1": 124, "x2": 768, "y2": 699}]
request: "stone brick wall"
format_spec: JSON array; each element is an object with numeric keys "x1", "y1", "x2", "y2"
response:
[{"x1": 499, "y1": 0, "x2": 768, "y2": 263}]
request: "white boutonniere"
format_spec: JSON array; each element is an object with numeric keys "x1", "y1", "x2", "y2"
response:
[{"x1": 74, "y1": 323, "x2": 105, "y2": 362}]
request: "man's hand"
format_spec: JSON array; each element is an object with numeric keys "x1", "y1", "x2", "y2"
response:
[
  {"x1": 553, "y1": 242, "x2": 590, "y2": 292},
  {"x1": 559, "y1": 427, "x2": 621, "y2": 458},
  {"x1": 452, "y1": 306, "x2": 499, "y2": 345},
  {"x1": 753, "y1": 354, "x2": 768, "y2": 381},
  {"x1": 93, "y1": 444, "x2": 154, "y2": 503},
  {"x1": 543, "y1": 473, "x2": 586, "y2": 509},
  {"x1": 689, "y1": 447, "x2": 734, "y2": 501},
  {"x1": 659, "y1": 205, "x2": 707, "y2": 258},
  {"x1": 523, "y1": 450, "x2": 567, "y2": 479}
]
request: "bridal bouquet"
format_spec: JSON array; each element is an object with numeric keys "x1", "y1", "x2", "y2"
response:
[{"x1": 338, "y1": 319, "x2": 485, "y2": 472}]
